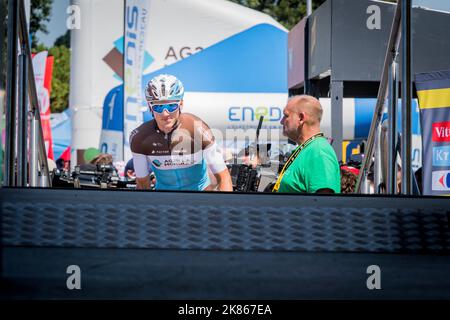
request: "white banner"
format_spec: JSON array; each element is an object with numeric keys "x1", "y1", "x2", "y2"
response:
[
  {"x1": 123, "y1": 0, "x2": 151, "y2": 162},
  {"x1": 32, "y1": 51, "x2": 48, "y2": 114}
]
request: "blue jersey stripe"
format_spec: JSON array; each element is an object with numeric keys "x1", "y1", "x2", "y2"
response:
[{"x1": 153, "y1": 160, "x2": 210, "y2": 191}]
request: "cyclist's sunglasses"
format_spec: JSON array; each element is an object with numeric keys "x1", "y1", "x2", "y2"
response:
[{"x1": 150, "y1": 102, "x2": 180, "y2": 114}]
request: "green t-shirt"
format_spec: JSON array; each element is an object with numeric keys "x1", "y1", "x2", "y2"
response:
[{"x1": 277, "y1": 137, "x2": 341, "y2": 193}]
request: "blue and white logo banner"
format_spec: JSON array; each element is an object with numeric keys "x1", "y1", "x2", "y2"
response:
[{"x1": 123, "y1": 0, "x2": 151, "y2": 161}]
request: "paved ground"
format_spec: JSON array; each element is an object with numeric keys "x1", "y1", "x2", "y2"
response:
[{"x1": 2, "y1": 246, "x2": 450, "y2": 299}]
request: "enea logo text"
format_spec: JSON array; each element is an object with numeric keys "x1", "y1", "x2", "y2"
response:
[
  {"x1": 433, "y1": 146, "x2": 450, "y2": 167},
  {"x1": 431, "y1": 170, "x2": 450, "y2": 191},
  {"x1": 432, "y1": 121, "x2": 450, "y2": 142},
  {"x1": 228, "y1": 107, "x2": 282, "y2": 122}
]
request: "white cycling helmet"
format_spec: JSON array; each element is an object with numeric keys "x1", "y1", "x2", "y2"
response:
[{"x1": 145, "y1": 74, "x2": 184, "y2": 104}]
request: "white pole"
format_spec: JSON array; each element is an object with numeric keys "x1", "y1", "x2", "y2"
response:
[
  {"x1": 307, "y1": 0, "x2": 312, "y2": 16},
  {"x1": 30, "y1": 117, "x2": 38, "y2": 186},
  {"x1": 69, "y1": 0, "x2": 102, "y2": 166},
  {"x1": 23, "y1": 0, "x2": 30, "y2": 28}
]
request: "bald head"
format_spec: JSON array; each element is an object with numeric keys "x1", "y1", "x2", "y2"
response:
[
  {"x1": 281, "y1": 95, "x2": 323, "y2": 143},
  {"x1": 287, "y1": 95, "x2": 323, "y2": 125}
]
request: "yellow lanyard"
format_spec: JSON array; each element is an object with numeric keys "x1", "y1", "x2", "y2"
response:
[{"x1": 272, "y1": 133, "x2": 324, "y2": 192}]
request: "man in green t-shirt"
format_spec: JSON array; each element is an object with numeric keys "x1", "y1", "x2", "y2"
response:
[{"x1": 274, "y1": 95, "x2": 340, "y2": 194}]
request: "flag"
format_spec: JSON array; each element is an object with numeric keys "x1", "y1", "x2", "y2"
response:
[
  {"x1": 32, "y1": 51, "x2": 54, "y2": 159},
  {"x1": 60, "y1": 146, "x2": 71, "y2": 162},
  {"x1": 43, "y1": 55, "x2": 54, "y2": 160}
]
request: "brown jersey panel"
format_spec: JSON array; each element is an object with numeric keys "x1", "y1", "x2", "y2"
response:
[{"x1": 129, "y1": 113, "x2": 215, "y2": 156}]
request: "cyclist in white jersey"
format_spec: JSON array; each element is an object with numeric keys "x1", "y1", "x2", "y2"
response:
[{"x1": 130, "y1": 74, "x2": 233, "y2": 191}]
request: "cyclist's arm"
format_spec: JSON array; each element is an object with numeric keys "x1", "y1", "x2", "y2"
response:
[
  {"x1": 214, "y1": 168, "x2": 233, "y2": 192},
  {"x1": 136, "y1": 176, "x2": 151, "y2": 190},
  {"x1": 204, "y1": 142, "x2": 232, "y2": 192},
  {"x1": 132, "y1": 152, "x2": 151, "y2": 190}
]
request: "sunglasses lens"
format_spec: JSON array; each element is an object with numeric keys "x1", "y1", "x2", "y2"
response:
[{"x1": 152, "y1": 103, "x2": 179, "y2": 113}]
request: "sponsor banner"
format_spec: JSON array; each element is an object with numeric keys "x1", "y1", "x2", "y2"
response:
[
  {"x1": 123, "y1": 0, "x2": 151, "y2": 161},
  {"x1": 32, "y1": 51, "x2": 54, "y2": 159},
  {"x1": 415, "y1": 70, "x2": 450, "y2": 195}
]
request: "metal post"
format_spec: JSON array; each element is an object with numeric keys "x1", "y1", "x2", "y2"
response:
[
  {"x1": 387, "y1": 56, "x2": 399, "y2": 194},
  {"x1": 364, "y1": 177, "x2": 371, "y2": 194},
  {"x1": 356, "y1": 2, "x2": 401, "y2": 193},
  {"x1": 30, "y1": 117, "x2": 38, "y2": 187},
  {"x1": 5, "y1": 0, "x2": 19, "y2": 186},
  {"x1": 331, "y1": 81, "x2": 343, "y2": 161},
  {"x1": 0, "y1": 0, "x2": 6, "y2": 185},
  {"x1": 307, "y1": 0, "x2": 312, "y2": 16},
  {"x1": 401, "y1": 0, "x2": 412, "y2": 195},
  {"x1": 304, "y1": 17, "x2": 310, "y2": 95},
  {"x1": 0, "y1": 0, "x2": 4, "y2": 281},
  {"x1": 39, "y1": 169, "x2": 47, "y2": 187},
  {"x1": 17, "y1": 0, "x2": 52, "y2": 187},
  {"x1": 380, "y1": 119, "x2": 389, "y2": 192},
  {"x1": 23, "y1": 0, "x2": 31, "y2": 27},
  {"x1": 374, "y1": 122, "x2": 383, "y2": 193},
  {"x1": 17, "y1": 44, "x2": 28, "y2": 186}
]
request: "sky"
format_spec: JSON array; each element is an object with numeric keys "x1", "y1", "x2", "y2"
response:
[
  {"x1": 35, "y1": 0, "x2": 70, "y2": 48},
  {"x1": 414, "y1": 0, "x2": 450, "y2": 12},
  {"x1": 36, "y1": 0, "x2": 450, "y2": 48}
]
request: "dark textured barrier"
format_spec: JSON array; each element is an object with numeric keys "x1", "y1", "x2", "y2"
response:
[{"x1": 1, "y1": 188, "x2": 450, "y2": 253}]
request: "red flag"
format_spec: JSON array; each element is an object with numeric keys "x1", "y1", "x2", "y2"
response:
[
  {"x1": 42, "y1": 55, "x2": 54, "y2": 159},
  {"x1": 60, "y1": 146, "x2": 71, "y2": 161},
  {"x1": 32, "y1": 52, "x2": 55, "y2": 160}
]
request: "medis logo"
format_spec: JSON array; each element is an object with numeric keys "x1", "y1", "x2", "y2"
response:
[
  {"x1": 431, "y1": 170, "x2": 450, "y2": 191},
  {"x1": 432, "y1": 121, "x2": 450, "y2": 142}
]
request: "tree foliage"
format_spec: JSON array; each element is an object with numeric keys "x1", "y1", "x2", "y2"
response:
[
  {"x1": 54, "y1": 30, "x2": 71, "y2": 48},
  {"x1": 30, "y1": 0, "x2": 70, "y2": 112},
  {"x1": 30, "y1": 0, "x2": 53, "y2": 47},
  {"x1": 48, "y1": 45, "x2": 70, "y2": 113},
  {"x1": 229, "y1": 0, "x2": 326, "y2": 30},
  {"x1": 32, "y1": 43, "x2": 70, "y2": 113}
]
